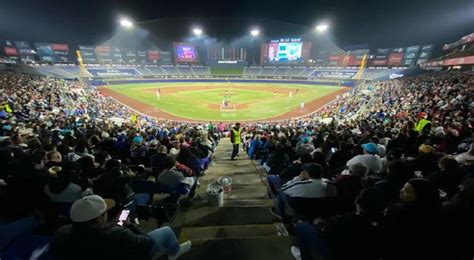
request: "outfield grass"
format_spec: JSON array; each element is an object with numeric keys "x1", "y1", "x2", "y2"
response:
[
  {"x1": 106, "y1": 82, "x2": 343, "y2": 121},
  {"x1": 210, "y1": 67, "x2": 244, "y2": 75}
]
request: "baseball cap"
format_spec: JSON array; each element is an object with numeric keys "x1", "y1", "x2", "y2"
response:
[
  {"x1": 301, "y1": 136, "x2": 310, "y2": 143},
  {"x1": 361, "y1": 143, "x2": 378, "y2": 154},
  {"x1": 418, "y1": 144, "x2": 435, "y2": 154},
  {"x1": 133, "y1": 136, "x2": 143, "y2": 144},
  {"x1": 70, "y1": 195, "x2": 116, "y2": 223}
]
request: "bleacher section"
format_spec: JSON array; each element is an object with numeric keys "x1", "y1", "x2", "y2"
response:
[
  {"x1": 144, "y1": 66, "x2": 168, "y2": 76},
  {"x1": 161, "y1": 65, "x2": 180, "y2": 75},
  {"x1": 176, "y1": 66, "x2": 193, "y2": 75},
  {"x1": 243, "y1": 66, "x2": 403, "y2": 80},
  {"x1": 191, "y1": 66, "x2": 211, "y2": 75},
  {"x1": 272, "y1": 67, "x2": 291, "y2": 76},
  {"x1": 261, "y1": 67, "x2": 277, "y2": 76},
  {"x1": 27, "y1": 64, "x2": 402, "y2": 81},
  {"x1": 309, "y1": 69, "x2": 358, "y2": 79},
  {"x1": 362, "y1": 68, "x2": 403, "y2": 80},
  {"x1": 34, "y1": 66, "x2": 80, "y2": 78},
  {"x1": 243, "y1": 67, "x2": 262, "y2": 75}
]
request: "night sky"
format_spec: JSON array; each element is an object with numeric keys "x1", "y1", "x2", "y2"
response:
[{"x1": 0, "y1": 0, "x2": 473, "y2": 49}]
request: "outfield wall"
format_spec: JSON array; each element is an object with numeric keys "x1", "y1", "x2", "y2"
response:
[{"x1": 91, "y1": 78, "x2": 355, "y2": 88}]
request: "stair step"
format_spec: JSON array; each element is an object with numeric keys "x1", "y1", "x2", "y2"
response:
[
  {"x1": 180, "y1": 223, "x2": 288, "y2": 241},
  {"x1": 177, "y1": 236, "x2": 295, "y2": 260},
  {"x1": 189, "y1": 198, "x2": 273, "y2": 208},
  {"x1": 173, "y1": 206, "x2": 280, "y2": 227}
]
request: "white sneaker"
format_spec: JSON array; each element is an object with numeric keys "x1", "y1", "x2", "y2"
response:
[
  {"x1": 291, "y1": 246, "x2": 302, "y2": 260},
  {"x1": 168, "y1": 241, "x2": 192, "y2": 260}
]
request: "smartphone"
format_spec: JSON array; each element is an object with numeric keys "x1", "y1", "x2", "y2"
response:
[{"x1": 116, "y1": 209, "x2": 130, "y2": 226}]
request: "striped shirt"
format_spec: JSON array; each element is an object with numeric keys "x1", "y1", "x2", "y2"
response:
[{"x1": 282, "y1": 177, "x2": 336, "y2": 198}]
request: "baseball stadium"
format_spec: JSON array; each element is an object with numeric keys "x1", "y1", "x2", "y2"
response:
[{"x1": 1, "y1": 1, "x2": 473, "y2": 260}]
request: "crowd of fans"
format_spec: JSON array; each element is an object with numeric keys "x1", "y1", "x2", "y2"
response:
[
  {"x1": 0, "y1": 69, "x2": 473, "y2": 259},
  {"x1": 238, "y1": 70, "x2": 473, "y2": 259},
  {"x1": 0, "y1": 71, "x2": 221, "y2": 259}
]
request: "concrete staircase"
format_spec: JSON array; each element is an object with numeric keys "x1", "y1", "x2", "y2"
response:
[{"x1": 173, "y1": 139, "x2": 295, "y2": 260}]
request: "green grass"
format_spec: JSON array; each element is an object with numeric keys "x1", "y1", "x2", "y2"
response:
[
  {"x1": 105, "y1": 82, "x2": 343, "y2": 121},
  {"x1": 210, "y1": 67, "x2": 244, "y2": 75}
]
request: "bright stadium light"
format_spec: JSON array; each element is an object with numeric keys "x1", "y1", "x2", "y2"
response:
[
  {"x1": 192, "y1": 27, "x2": 203, "y2": 36},
  {"x1": 119, "y1": 18, "x2": 133, "y2": 28},
  {"x1": 250, "y1": 28, "x2": 260, "y2": 37},
  {"x1": 315, "y1": 23, "x2": 328, "y2": 33}
]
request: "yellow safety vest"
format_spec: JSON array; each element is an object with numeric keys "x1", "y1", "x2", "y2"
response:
[
  {"x1": 0, "y1": 103, "x2": 12, "y2": 113},
  {"x1": 231, "y1": 128, "x2": 241, "y2": 144},
  {"x1": 415, "y1": 119, "x2": 431, "y2": 132}
]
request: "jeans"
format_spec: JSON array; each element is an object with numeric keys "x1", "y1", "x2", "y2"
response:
[
  {"x1": 200, "y1": 157, "x2": 209, "y2": 170},
  {"x1": 295, "y1": 222, "x2": 330, "y2": 260},
  {"x1": 231, "y1": 144, "x2": 239, "y2": 159},
  {"x1": 276, "y1": 190, "x2": 290, "y2": 216},
  {"x1": 148, "y1": 226, "x2": 180, "y2": 257},
  {"x1": 0, "y1": 216, "x2": 40, "y2": 250},
  {"x1": 266, "y1": 175, "x2": 282, "y2": 199}
]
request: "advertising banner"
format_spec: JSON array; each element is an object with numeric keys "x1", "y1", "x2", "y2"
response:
[
  {"x1": 112, "y1": 47, "x2": 123, "y2": 63},
  {"x1": 122, "y1": 49, "x2": 137, "y2": 63},
  {"x1": 327, "y1": 54, "x2": 340, "y2": 61},
  {"x1": 388, "y1": 52, "x2": 404, "y2": 66},
  {"x1": 160, "y1": 51, "x2": 171, "y2": 64},
  {"x1": 2, "y1": 41, "x2": 19, "y2": 62},
  {"x1": 417, "y1": 44, "x2": 433, "y2": 62},
  {"x1": 79, "y1": 45, "x2": 97, "y2": 63},
  {"x1": 403, "y1": 45, "x2": 420, "y2": 67},
  {"x1": 373, "y1": 59, "x2": 388, "y2": 66},
  {"x1": 15, "y1": 41, "x2": 35, "y2": 62},
  {"x1": 51, "y1": 44, "x2": 70, "y2": 62},
  {"x1": 35, "y1": 43, "x2": 56, "y2": 62},
  {"x1": 347, "y1": 49, "x2": 369, "y2": 66},
  {"x1": 87, "y1": 68, "x2": 140, "y2": 77},
  {"x1": 137, "y1": 51, "x2": 147, "y2": 63},
  {"x1": 147, "y1": 50, "x2": 160, "y2": 63},
  {"x1": 95, "y1": 45, "x2": 113, "y2": 63}
]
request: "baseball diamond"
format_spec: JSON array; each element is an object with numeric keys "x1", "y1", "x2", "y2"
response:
[{"x1": 100, "y1": 82, "x2": 350, "y2": 122}]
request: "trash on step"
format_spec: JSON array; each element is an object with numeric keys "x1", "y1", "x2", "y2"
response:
[
  {"x1": 207, "y1": 183, "x2": 224, "y2": 207},
  {"x1": 217, "y1": 176, "x2": 232, "y2": 194}
]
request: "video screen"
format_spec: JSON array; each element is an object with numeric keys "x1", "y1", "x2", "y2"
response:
[
  {"x1": 175, "y1": 44, "x2": 197, "y2": 62},
  {"x1": 268, "y1": 42, "x2": 302, "y2": 62}
]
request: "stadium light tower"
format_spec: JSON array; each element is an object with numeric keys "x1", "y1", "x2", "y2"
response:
[
  {"x1": 192, "y1": 27, "x2": 203, "y2": 36},
  {"x1": 250, "y1": 28, "x2": 260, "y2": 37},
  {"x1": 119, "y1": 18, "x2": 133, "y2": 28},
  {"x1": 315, "y1": 23, "x2": 328, "y2": 33}
]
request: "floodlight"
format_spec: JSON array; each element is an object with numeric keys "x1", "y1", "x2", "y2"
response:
[
  {"x1": 193, "y1": 27, "x2": 203, "y2": 36},
  {"x1": 120, "y1": 18, "x2": 133, "y2": 28},
  {"x1": 316, "y1": 23, "x2": 328, "y2": 32},
  {"x1": 250, "y1": 29, "x2": 260, "y2": 37}
]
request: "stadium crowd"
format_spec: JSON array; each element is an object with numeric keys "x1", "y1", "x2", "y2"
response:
[
  {"x1": 240, "y1": 70, "x2": 473, "y2": 259},
  {"x1": 0, "y1": 71, "x2": 221, "y2": 259},
  {"x1": 0, "y1": 69, "x2": 472, "y2": 259}
]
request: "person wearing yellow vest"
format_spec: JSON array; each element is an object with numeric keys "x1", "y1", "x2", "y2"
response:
[
  {"x1": 415, "y1": 112, "x2": 432, "y2": 132},
  {"x1": 0, "y1": 103, "x2": 12, "y2": 113},
  {"x1": 230, "y1": 123, "x2": 241, "y2": 160}
]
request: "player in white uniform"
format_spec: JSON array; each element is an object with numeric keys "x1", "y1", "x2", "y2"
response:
[
  {"x1": 156, "y1": 89, "x2": 161, "y2": 100},
  {"x1": 289, "y1": 91, "x2": 293, "y2": 98},
  {"x1": 300, "y1": 102, "x2": 304, "y2": 110}
]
